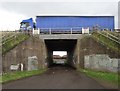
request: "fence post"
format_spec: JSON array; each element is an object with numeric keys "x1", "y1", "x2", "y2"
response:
[
  {"x1": 49, "y1": 28, "x2": 51, "y2": 35},
  {"x1": 71, "y1": 28, "x2": 72, "y2": 34},
  {"x1": 39, "y1": 28, "x2": 40, "y2": 34}
]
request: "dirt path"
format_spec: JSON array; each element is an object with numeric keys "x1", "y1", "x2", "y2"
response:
[{"x1": 3, "y1": 65, "x2": 105, "y2": 89}]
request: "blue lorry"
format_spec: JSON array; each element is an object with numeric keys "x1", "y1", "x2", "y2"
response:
[
  {"x1": 20, "y1": 16, "x2": 114, "y2": 34},
  {"x1": 20, "y1": 18, "x2": 35, "y2": 32}
]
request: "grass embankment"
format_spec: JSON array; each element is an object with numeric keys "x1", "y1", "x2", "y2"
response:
[
  {"x1": 0, "y1": 69, "x2": 47, "y2": 84},
  {"x1": 92, "y1": 32, "x2": 120, "y2": 53},
  {"x1": 2, "y1": 34, "x2": 29, "y2": 54},
  {"x1": 78, "y1": 68, "x2": 120, "y2": 85}
]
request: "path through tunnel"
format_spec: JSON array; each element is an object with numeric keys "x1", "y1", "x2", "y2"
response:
[{"x1": 45, "y1": 39, "x2": 78, "y2": 69}]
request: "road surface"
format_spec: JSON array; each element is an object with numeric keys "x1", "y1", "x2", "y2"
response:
[{"x1": 3, "y1": 65, "x2": 105, "y2": 89}]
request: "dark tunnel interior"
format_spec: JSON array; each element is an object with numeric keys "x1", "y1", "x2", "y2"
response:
[{"x1": 45, "y1": 39, "x2": 77, "y2": 68}]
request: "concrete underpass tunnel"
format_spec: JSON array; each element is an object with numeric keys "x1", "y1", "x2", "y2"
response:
[
  {"x1": 45, "y1": 39, "x2": 78, "y2": 68},
  {"x1": 53, "y1": 51, "x2": 67, "y2": 65}
]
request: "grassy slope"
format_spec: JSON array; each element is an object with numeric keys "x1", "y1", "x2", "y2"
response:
[
  {"x1": 79, "y1": 33, "x2": 120, "y2": 87},
  {"x1": 0, "y1": 69, "x2": 47, "y2": 83},
  {"x1": 92, "y1": 32, "x2": 120, "y2": 53},
  {"x1": 78, "y1": 69, "x2": 119, "y2": 85},
  {"x1": 2, "y1": 34, "x2": 29, "y2": 54}
]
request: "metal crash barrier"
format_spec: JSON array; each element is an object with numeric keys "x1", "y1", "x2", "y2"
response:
[{"x1": 38, "y1": 27, "x2": 84, "y2": 34}]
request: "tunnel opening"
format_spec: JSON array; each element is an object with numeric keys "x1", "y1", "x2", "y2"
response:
[
  {"x1": 45, "y1": 39, "x2": 77, "y2": 69},
  {"x1": 53, "y1": 51, "x2": 67, "y2": 65}
]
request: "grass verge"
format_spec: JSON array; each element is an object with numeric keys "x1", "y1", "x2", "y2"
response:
[
  {"x1": 2, "y1": 34, "x2": 29, "y2": 54},
  {"x1": 78, "y1": 68, "x2": 120, "y2": 85},
  {"x1": 0, "y1": 69, "x2": 47, "y2": 84},
  {"x1": 92, "y1": 32, "x2": 120, "y2": 53}
]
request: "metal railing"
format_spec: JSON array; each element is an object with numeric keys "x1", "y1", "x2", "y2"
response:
[
  {"x1": 97, "y1": 31, "x2": 120, "y2": 45},
  {"x1": 0, "y1": 32, "x2": 23, "y2": 46},
  {"x1": 38, "y1": 27, "x2": 83, "y2": 34}
]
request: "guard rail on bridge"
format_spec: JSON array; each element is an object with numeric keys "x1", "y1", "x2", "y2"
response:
[
  {"x1": 97, "y1": 31, "x2": 120, "y2": 45},
  {"x1": 0, "y1": 32, "x2": 25, "y2": 46},
  {"x1": 38, "y1": 27, "x2": 83, "y2": 34}
]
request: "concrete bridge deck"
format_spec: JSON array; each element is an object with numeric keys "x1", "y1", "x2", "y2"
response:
[{"x1": 39, "y1": 34, "x2": 84, "y2": 40}]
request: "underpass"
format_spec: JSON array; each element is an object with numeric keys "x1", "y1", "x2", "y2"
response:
[
  {"x1": 2, "y1": 32, "x2": 119, "y2": 89},
  {"x1": 2, "y1": 34, "x2": 105, "y2": 89},
  {"x1": 1, "y1": 2, "x2": 119, "y2": 89},
  {"x1": 45, "y1": 39, "x2": 77, "y2": 68},
  {"x1": 40, "y1": 34, "x2": 85, "y2": 68}
]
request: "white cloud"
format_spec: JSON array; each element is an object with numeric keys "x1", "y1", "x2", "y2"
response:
[
  {"x1": 0, "y1": 1, "x2": 119, "y2": 30},
  {"x1": 0, "y1": 9, "x2": 27, "y2": 31},
  {"x1": 0, "y1": 0, "x2": 119, "y2": 2}
]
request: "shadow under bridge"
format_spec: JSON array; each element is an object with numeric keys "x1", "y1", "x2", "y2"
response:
[{"x1": 45, "y1": 39, "x2": 79, "y2": 68}]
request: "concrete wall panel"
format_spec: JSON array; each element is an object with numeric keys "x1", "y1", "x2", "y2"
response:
[{"x1": 84, "y1": 54, "x2": 119, "y2": 73}]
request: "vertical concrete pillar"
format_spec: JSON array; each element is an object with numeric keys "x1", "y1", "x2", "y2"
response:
[
  {"x1": 77, "y1": 39, "x2": 80, "y2": 65},
  {"x1": 72, "y1": 39, "x2": 80, "y2": 68},
  {"x1": 40, "y1": 39, "x2": 47, "y2": 69},
  {"x1": 67, "y1": 49, "x2": 77, "y2": 68},
  {"x1": 46, "y1": 49, "x2": 53, "y2": 67}
]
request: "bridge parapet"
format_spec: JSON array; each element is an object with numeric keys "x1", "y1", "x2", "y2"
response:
[{"x1": 39, "y1": 34, "x2": 84, "y2": 40}]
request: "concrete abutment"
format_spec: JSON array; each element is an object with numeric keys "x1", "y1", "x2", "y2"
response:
[{"x1": 2, "y1": 34, "x2": 120, "y2": 73}]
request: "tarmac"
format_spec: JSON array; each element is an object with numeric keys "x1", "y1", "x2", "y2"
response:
[{"x1": 3, "y1": 65, "x2": 105, "y2": 89}]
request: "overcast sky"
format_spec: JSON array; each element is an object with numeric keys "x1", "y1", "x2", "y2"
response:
[
  {"x1": 53, "y1": 51, "x2": 67, "y2": 56},
  {"x1": 118, "y1": 2, "x2": 120, "y2": 29},
  {"x1": 0, "y1": 0, "x2": 119, "y2": 30}
]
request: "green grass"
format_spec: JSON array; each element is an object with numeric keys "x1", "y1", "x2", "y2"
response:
[
  {"x1": 92, "y1": 32, "x2": 120, "y2": 53},
  {"x1": 2, "y1": 34, "x2": 29, "y2": 54},
  {"x1": 78, "y1": 68, "x2": 120, "y2": 85},
  {"x1": 0, "y1": 69, "x2": 47, "y2": 83},
  {"x1": 107, "y1": 31, "x2": 120, "y2": 38}
]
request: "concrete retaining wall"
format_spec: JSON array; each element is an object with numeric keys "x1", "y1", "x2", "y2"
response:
[
  {"x1": 84, "y1": 54, "x2": 120, "y2": 72},
  {"x1": 78, "y1": 36, "x2": 120, "y2": 68},
  {"x1": 2, "y1": 36, "x2": 47, "y2": 73},
  {"x1": 72, "y1": 39, "x2": 80, "y2": 68}
]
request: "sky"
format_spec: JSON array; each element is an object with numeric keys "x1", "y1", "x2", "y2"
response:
[
  {"x1": 0, "y1": 0, "x2": 119, "y2": 56},
  {"x1": 118, "y1": 2, "x2": 120, "y2": 29},
  {"x1": 0, "y1": 0, "x2": 119, "y2": 30},
  {"x1": 53, "y1": 51, "x2": 67, "y2": 57}
]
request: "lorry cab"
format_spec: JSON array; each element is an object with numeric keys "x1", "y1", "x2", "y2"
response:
[{"x1": 20, "y1": 18, "x2": 34, "y2": 32}]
